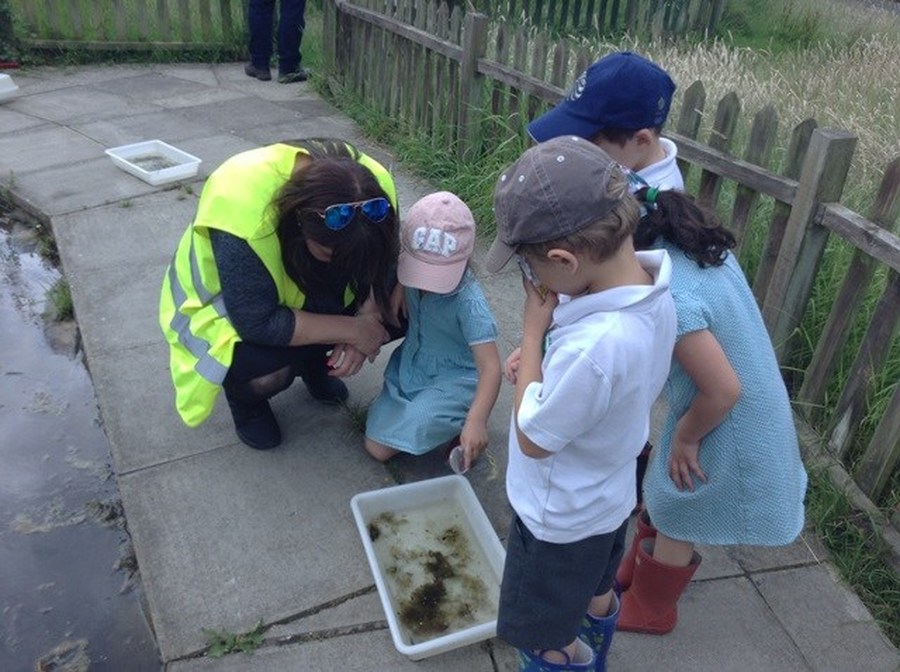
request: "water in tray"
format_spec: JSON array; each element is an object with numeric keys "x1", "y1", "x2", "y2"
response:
[{"x1": 366, "y1": 499, "x2": 500, "y2": 644}]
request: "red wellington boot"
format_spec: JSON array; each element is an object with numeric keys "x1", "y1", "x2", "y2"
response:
[
  {"x1": 616, "y1": 539, "x2": 701, "y2": 635},
  {"x1": 615, "y1": 510, "x2": 656, "y2": 591}
]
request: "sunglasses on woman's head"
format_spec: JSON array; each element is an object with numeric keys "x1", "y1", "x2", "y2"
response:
[{"x1": 316, "y1": 197, "x2": 392, "y2": 231}]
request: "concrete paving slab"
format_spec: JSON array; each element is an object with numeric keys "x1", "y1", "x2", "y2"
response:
[
  {"x1": 612, "y1": 576, "x2": 811, "y2": 670},
  {"x1": 0, "y1": 106, "x2": 49, "y2": 134},
  {"x1": 51, "y1": 190, "x2": 199, "y2": 273},
  {"x1": 163, "y1": 96, "x2": 311, "y2": 138},
  {"x1": 752, "y1": 564, "x2": 900, "y2": 671},
  {"x1": 73, "y1": 109, "x2": 230, "y2": 147},
  {"x1": 169, "y1": 630, "x2": 504, "y2": 671},
  {"x1": 11, "y1": 155, "x2": 162, "y2": 217},
  {"x1": 87, "y1": 341, "x2": 237, "y2": 472},
  {"x1": 266, "y1": 588, "x2": 386, "y2": 640},
  {"x1": 0, "y1": 125, "x2": 104, "y2": 175},
  {"x1": 728, "y1": 528, "x2": 829, "y2": 573},
  {"x1": 88, "y1": 72, "x2": 219, "y2": 104},
  {"x1": 5, "y1": 85, "x2": 160, "y2": 125},
  {"x1": 118, "y1": 428, "x2": 395, "y2": 660},
  {"x1": 67, "y1": 262, "x2": 168, "y2": 354}
]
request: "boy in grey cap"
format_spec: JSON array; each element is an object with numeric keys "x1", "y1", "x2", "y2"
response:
[{"x1": 486, "y1": 136, "x2": 676, "y2": 672}]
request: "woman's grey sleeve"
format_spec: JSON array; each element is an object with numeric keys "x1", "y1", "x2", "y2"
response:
[{"x1": 210, "y1": 229, "x2": 295, "y2": 346}]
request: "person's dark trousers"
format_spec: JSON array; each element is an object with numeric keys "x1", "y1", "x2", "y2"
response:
[
  {"x1": 635, "y1": 441, "x2": 652, "y2": 509},
  {"x1": 247, "y1": 0, "x2": 307, "y2": 74}
]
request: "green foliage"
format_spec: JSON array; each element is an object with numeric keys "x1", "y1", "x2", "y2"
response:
[
  {"x1": 805, "y1": 468, "x2": 900, "y2": 645},
  {"x1": 0, "y1": 0, "x2": 22, "y2": 62},
  {"x1": 44, "y1": 277, "x2": 73, "y2": 322},
  {"x1": 202, "y1": 619, "x2": 266, "y2": 658}
]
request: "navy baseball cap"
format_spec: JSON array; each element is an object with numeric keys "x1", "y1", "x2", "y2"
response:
[{"x1": 527, "y1": 51, "x2": 676, "y2": 142}]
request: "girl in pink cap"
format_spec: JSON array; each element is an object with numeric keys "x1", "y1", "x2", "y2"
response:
[{"x1": 364, "y1": 191, "x2": 502, "y2": 470}]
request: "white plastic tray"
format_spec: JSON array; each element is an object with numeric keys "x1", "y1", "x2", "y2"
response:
[
  {"x1": 0, "y1": 74, "x2": 18, "y2": 103},
  {"x1": 350, "y1": 475, "x2": 506, "y2": 660},
  {"x1": 105, "y1": 140, "x2": 201, "y2": 186}
]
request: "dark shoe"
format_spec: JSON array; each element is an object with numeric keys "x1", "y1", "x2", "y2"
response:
[
  {"x1": 277, "y1": 67, "x2": 309, "y2": 83},
  {"x1": 226, "y1": 396, "x2": 281, "y2": 450},
  {"x1": 300, "y1": 365, "x2": 348, "y2": 405},
  {"x1": 244, "y1": 63, "x2": 272, "y2": 81}
]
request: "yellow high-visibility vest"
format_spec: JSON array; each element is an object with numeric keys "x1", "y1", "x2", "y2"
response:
[{"x1": 159, "y1": 143, "x2": 396, "y2": 426}]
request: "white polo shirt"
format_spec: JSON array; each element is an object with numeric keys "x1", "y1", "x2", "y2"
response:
[{"x1": 507, "y1": 250, "x2": 676, "y2": 543}]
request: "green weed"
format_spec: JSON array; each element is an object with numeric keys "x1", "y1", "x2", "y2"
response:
[
  {"x1": 805, "y1": 467, "x2": 900, "y2": 645},
  {"x1": 44, "y1": 277, "x2": 73, "y2": 322},
  {"x1": 202, "y1": 619, "x2": 266, "y2": 658}
]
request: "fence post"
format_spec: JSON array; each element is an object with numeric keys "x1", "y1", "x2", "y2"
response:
[
  {"x1": 855, "y1": 377, "x2": 900, "y2": 500},
  {"x1": 762, "y1": 128, "x2": 857, "y2": 356},
  {"x1": 797, "y1": 158, "x2": 900, "y2": 417},
  {"x1": 674, "y1": 80, "x2": 705, "y2": 183},
  {"x1": 697, "y1": 92, "x2": 740, "y2": 209},
  {"x1": 323, "y1": 0, "x2": 337, "y2": 73},
  {"x1": 731, "y1": 105, "x2": 778, "y2": 251},
  {"x1": 458, "y1": 12, "x2": 488, "y2": 160},
  {"x1": 752, "y1": 118, "x2": 817, "y2": 304}
]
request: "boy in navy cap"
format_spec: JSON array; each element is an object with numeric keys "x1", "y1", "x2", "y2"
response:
[{"x1": 528, "y1": 51, "x2": 683, "y2": 192}]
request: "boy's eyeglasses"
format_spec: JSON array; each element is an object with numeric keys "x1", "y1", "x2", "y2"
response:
[
  {"x1": 316, "y1": 197, "x2": 392, "y2": 231},
  {"x1": 515, "y1": 253, "x2": 539, "y2": 287}
]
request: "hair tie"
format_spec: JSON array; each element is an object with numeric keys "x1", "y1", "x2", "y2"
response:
[{"x1": 645, "y1": 187, "x2": 659, "y2": 205}]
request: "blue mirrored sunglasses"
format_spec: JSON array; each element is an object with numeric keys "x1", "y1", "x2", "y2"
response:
[{"x1": 320, "y1": 197, "x2": 392, "y2": 231}]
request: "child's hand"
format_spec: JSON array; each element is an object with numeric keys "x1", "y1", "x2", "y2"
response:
[
  {"x1": 668, "y1": 434, "x2": 707, "y2": 491},
  {"x1": 460, "y1": 419, "x2": 489, "y2": 470},
  {"x1": 327, "y1": 343, "x2": 369, "y2": 377},
  {"x1": 504, "y1": 347, "x2": 522, "y2": 384},
  {"x1": 522, "y1": 276, "x2": 557, "y2": 336}
]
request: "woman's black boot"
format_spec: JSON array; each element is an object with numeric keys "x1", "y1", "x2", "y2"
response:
[{"x1": 224, "y1": 390, "x2": 281, "y2": 450}]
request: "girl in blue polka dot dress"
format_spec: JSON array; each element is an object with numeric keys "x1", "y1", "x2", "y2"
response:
[{"x1": 616, "y1": 187, "x2": 808, "y2": 636}]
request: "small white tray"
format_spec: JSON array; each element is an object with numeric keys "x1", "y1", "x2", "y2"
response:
[
  {"x1": 0, "y1": 74, "x2": 19, "y2": 103},
  {"x1": 351, "y1": 475, "x2": 506, "y2": 660},
  {"x1": 105, "y1": 140, "x2": 201, "y2": 186}
]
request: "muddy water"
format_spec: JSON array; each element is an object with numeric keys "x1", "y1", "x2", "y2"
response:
[{"x1": 0, "y1": 207, "x2": 161, "y2": 671}]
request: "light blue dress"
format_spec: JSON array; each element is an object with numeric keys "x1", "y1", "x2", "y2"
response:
[
  {"x1": 644, "y1": 243, "x2": 808, "y2": 546},
  {"x1": 365, "y1": 270, "x2": 498, "y2": 455}
]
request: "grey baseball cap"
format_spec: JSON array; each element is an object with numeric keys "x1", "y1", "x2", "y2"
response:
[{"x1": 486, "y1": 135, "x2": 626, "y2": 273}]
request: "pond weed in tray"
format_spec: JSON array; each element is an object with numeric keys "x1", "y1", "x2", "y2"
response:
[
  {"x1": 105, "y1": 140, "x2": 201, "y2": 186},
  {"x1": 351, "y1": 475, "x2": 506, "y2": 660}
]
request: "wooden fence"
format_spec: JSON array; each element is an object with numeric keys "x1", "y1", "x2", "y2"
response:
[
  {"x1": 446, "y1": 0, "x2": 727, "y2": 39},
  {"x1": 8, "y1": 0, "x2": 248, "y2": 51},
  {"x1": 325, "y1": 0, "x2": 900, "y2": 545}
]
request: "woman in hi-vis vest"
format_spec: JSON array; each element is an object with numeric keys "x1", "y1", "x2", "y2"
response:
[{"x1": 160, "y1": 138, "x2": 403, "y2": 450}]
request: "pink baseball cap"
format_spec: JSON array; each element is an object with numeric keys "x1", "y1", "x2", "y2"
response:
[{"x1": 398, "y1": 191, "x2": 475, "y2": 293}]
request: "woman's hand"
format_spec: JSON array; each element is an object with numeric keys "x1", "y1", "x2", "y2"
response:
[
  {"x1": 352, "y1": 312, "x2": 389, "y2": 358},
  {"x1": 504, "y1": 347, "x2": 522, "y2": 385},
  {"x1": 327, "y1": 343, "x2": 368, "y2": 377},
  {"x1": 668, "y1": 428, "x2": 707, "y2": 492}
]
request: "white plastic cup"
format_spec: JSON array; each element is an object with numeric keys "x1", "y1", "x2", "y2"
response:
[{"x1": 447, "y1": 445, "x2": 468, "y2": 474}]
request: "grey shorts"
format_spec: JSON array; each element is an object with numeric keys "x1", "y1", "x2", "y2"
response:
[{"x1": 497, "y1": 515, "x2": 627, "y2": 651}]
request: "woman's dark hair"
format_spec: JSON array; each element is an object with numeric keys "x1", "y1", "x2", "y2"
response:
[
  {"x1": 633, "y1": 187, "x2": 736, "y2": 267},
  {"x1": 273, "y1": 141, "x2": 398, "y2": 319}
]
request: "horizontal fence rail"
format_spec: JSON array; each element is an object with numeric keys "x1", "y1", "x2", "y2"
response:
[{"x1": 326, "y1": 0, "x2": 900, "y2": 542}]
